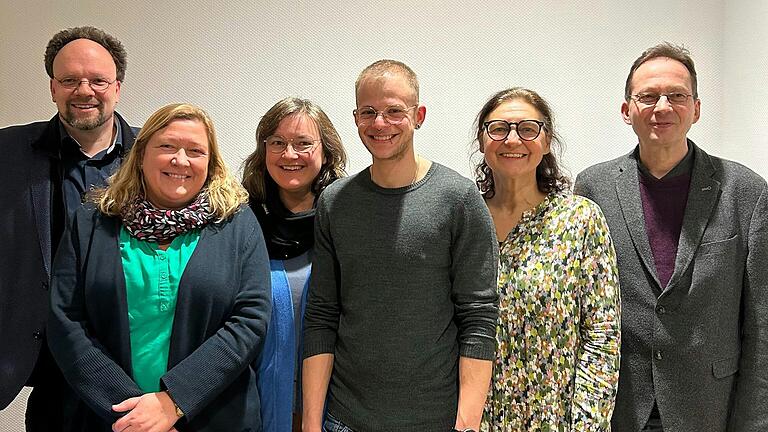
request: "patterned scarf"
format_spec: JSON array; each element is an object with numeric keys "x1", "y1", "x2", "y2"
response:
[{"x1": 121, "y1": 191, "x2": 215, "y2": 242}]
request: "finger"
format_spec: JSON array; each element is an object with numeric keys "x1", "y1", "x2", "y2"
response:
[{"x1": 113, "y1": 396, "x2": 141, "y2": 412}]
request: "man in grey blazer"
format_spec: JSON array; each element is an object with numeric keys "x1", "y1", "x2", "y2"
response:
[{"x1": 574, "y1": 43, "x2": 767, "y2": 432}]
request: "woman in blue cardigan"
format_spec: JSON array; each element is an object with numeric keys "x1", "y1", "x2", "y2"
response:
[
  {"x1": 243, "y1": 97, "x2": 346, "y2": 432},
  {"x1": 48, "y1": 103, "x2": 271, "y2": 432}
]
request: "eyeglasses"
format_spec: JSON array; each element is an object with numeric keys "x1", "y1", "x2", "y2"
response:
[
  {"x1": 264, "y1": 136, "x2": 320, "y2": 154},
  {"x1": 483, "y1": 119, "x2": 545, "y2": 142},
  {"x1": 353, "y1": 105, "x2": 417, "y2": 124},
  {"x1": 54, "y1": 77, "x2": 117, "y2": 92},
  {"x1": 630, "y1": 92, "x2": 692, "y2": 106}
]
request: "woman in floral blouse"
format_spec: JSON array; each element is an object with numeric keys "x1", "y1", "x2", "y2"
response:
[{"x1": 474, "y1": 87, "x2": 621, "y2": 431}]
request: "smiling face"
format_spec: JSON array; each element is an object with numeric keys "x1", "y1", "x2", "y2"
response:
[
  {"x1": 50, "y1": 38, "x2": 121, "y2": 131},
  {"x1": 354, "y1": 72, "x2": 425, "y2": 163},
  {"x1": 622, "y1": 57, "x2": 700, "y2": 154},
  {"x1": 265, "y1": 113, "x2": 325, "y2": 197},
  {"x1": 142, "y1": 119, "x2": 209, "y2": 209},
  {"x1": 481, "y1": 99, "x2": 550, "y2": 183}
]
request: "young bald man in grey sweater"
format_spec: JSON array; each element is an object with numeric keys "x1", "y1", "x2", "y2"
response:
[{"x1": 302, "y1": 60, "x2": 499, "y2": 432}]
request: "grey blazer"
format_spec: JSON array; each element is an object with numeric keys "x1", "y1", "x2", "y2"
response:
[{"x1": 574, "y1": 141, "x2": 768, "y2": 432}]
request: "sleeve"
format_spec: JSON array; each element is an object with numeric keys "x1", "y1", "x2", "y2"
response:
[
  {"x1": 302, "y1": 192, "x2": 341, "y2": 358},
  {"x1": 451, "y1": 186, "x2": 499, "y2": 360},
  {"x1": 47, "y1": 210, "x2": 144, "y2": 421},
  {"x1": 729, "y1": 182, "x2": 768, "y2": 431},
  {"x1": 573, "y1": 170, "x2": 593, "y2": 200},
  {"x1": 570, "y1": 201, "x2": 621, "y2": 431},
  {"x1": 160, "y1": 216, "x2": 272, "y2": 420}
]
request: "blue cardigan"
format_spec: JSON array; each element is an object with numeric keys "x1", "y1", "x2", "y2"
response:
[
  {"x1": 257, "y1": 259, "x2": 310, "y2": 431},
  {"x1": 48, "y1": 205, "x2": 271, "y2": 431}
]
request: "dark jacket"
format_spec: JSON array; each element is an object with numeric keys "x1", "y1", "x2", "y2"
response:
[
  {"x1": 0, "y1": 113, "x2": 136, "y2": 409},
  {"x1": 575, "y1": 141, "x2": 768, "y2": 432},
  {"x1": 47, "y1": 205, "x2": 271, "y2": 431}
]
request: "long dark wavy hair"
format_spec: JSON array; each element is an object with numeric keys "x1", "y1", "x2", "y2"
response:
[
  {"x1": 473, "y1": 87, "x2": 570, "y2": 198},
  {"x1": 242, "y1": 97, "x2": 347, "y2": 203}
]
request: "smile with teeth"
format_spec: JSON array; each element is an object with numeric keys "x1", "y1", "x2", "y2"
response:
[
  {"x1": 164, "y1": 172, "x2": 190, "y2": 179},
  {"x1": 72, "y1": 103, "x2": 98, "y2": 110},
  {"x1": 371, "y1": 134, "x2": 394, "y2": 141},
  {"x1": 280, "y1": 165, "x2": 304, "y2": 171},
  {"x1": 500, "y1": 152, "x2": 526, "y2": 158}
]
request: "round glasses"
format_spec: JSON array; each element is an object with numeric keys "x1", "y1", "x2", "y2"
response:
[
  {"x1": 54, "y1": 77, "x2": 116, "y2": 92},
  {"x1": 265, "y1": 136, "x2": 320, "y2": 154},
  {"x1": 483, "y1": 119, "x2": 545, "y2": 142},
  {"x1": 354, "y1": 105, "x2": 417, "y2": 124}
]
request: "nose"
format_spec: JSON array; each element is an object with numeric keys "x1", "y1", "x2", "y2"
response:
[
  {"x1": 173, "y1": 149, "x2": 191, "y2": 166},
  {"x1": 281, "y1": 144, "x2": 300, "y2": 158},
  {"x1": 503, "y1": 129, "x2": 522, "y2": 145},
  {"x1": 654, "y1": 95, "x2": 673, "y2": 111},
  {"x1": 72, "y1": 80, "x2": 96, "y2": 96},
  {"x1": 372, "y1": 111, "x2": 388, "y2": 128}
]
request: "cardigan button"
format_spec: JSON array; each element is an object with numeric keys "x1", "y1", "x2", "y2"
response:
[
  {"x1": 41, "y1": 280, "x2": 49, "y2": 290},
  {"x1": 656, "y1": 305, "x2": 666, "y2": 315},
  {"x1": 654, "y1": 350, "x2": 663, "y2": 360},
  {"x1": 33, "y1": 331, "x2": 43, "y2": 340}
]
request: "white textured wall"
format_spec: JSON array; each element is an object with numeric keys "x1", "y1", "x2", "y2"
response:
[
  {"x1": 722, "y1": 0, "x2": 768, "y2": 177},
  {"x1": 0, "y1": 1, "x2": 764, "y2": 429},
  {"x1": 4, "y1": 0, "x2": 757, "y2": 180}
]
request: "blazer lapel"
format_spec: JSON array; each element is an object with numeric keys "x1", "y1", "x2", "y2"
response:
[
  {"x1": 29, "y1": 119, "x2": 60, "y2": 279},
  {"x1": 666, "y1": 143, "x2": 720, "y2": 291},
  {"x1": 615, "y1": 152, "x2": 662, "y2": 291}
]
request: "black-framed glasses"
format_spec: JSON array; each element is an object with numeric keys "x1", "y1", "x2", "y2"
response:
[
  {"x1": 353, "y1": 105, "x2": 417, "y2": 124},
  {"x1": 483, "y1": 119, "x2": 545, "y2": 142},
  {"x1": 264, "y1": 136, "x2": 320, "y2": 154},
  {"x1": 630, "y1": 92, "x2": 692, "y2": 106},
  {"x1": 54, "y1": 77, "x2": 117, "y2": 92}
]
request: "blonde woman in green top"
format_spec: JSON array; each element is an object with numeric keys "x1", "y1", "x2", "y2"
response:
[
  {"x1": 473, "y1": 88, "x2": 621, "y2": 431},
  {"x1": 48, "y1": 103, "x2": 271, "y2": 432}
]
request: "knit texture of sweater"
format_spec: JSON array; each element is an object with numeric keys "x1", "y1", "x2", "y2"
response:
[{"x1": 303, "y1": 162, "x2": 499, "y2": 432}]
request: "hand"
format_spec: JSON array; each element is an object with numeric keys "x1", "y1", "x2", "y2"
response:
[{"x1": 111, "y1": 392, "x2": 179, "y2": 432}]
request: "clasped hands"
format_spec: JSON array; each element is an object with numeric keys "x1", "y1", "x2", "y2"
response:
[{"x1": 111, "y1": 391, "x2": 180, "y2": 432}]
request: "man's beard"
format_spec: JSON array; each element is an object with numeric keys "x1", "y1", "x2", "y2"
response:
[{"x1": 61, "y1": 104, "x2": 110, "y2": 131}]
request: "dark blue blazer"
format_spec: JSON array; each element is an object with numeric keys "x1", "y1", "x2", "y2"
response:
[{"x1": 0, "y1": 113, "x2": 136, "y2": 409}]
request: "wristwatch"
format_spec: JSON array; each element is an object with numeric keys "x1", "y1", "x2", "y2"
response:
[{"x1": 165, "y1": 390, "x2": 184, "y2": 418}]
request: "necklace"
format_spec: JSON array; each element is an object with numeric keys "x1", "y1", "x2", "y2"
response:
[{"x1": 411, "y1": 157, "x2": 421, "y2": 185}]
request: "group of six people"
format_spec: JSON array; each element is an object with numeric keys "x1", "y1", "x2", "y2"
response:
[{"x1": 0, "y1": 26, "x2": 765, "y2": 432}]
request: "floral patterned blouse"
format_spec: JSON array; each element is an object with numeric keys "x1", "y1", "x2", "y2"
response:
[{"x1": 481, "y1": 192, "x2": 621, "y2": 432}]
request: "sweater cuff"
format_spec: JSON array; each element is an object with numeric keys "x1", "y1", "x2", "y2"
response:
[
  {"x1": 302, "y1": 337, "x2": 336, "y2": 360},
  {"x1": 459, "y1": 340, "x2": 496, "y2": 361}
]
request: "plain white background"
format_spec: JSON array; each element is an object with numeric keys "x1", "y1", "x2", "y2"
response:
[{"x1": 1, "y1": 1, "x2": 766, "y2": 429}]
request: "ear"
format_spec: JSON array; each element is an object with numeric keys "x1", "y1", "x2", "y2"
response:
[
  {"x1": 114, "y1": 80, "x2": 121, "y2": 104},
  {"x1": 621, "y1": 100, "x2": 632, "y2": 125},
  {"x1": 50, "y1": 79, "x2": 56, "y2": 103},
  {"x1": 543, "y1": 132, "x2": 551, "y2": 155},
  {"x1": 692, "y1": 97, "x2": 701, "y2": 124},
  {"x1": 415, "y1": 105, "x2": 426, "y2": 127}
]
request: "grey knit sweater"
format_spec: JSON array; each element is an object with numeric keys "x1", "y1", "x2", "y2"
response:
[{"x1": 303, "y1": 162, "x2": 499, "y2": 432}]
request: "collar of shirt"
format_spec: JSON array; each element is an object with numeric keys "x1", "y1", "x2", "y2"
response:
[
  {"x1": 57, "y1": 116, "x2": 123, "y2": 160},
  {"x1": 636, "y1": 139, "x2": 695, "y2": 181}
]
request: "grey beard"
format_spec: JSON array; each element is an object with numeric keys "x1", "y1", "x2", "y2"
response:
[{"x1": 62, "y1": 107, "x2": 109, "y2": 131}]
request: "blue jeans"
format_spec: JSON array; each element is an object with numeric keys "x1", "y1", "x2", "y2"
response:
[{"x1": 323, "y1": 412, "x2": 356, "y2": 432}]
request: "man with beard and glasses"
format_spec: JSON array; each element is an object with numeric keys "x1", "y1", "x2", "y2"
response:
[{"x1": 0, "y1": 26, "x2": 137, "y2": 431}]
